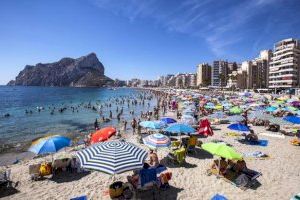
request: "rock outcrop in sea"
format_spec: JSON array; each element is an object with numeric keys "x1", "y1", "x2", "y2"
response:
[{"x1": 7, "y1": 53, "x2": 114, "y2": 87}]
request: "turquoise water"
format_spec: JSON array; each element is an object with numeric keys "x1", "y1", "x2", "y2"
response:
[{"x1": 0, "y1": 86, "x2": 156, "y2": 150}]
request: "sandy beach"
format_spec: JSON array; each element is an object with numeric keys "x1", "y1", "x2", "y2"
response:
[{"x1": 1, "y1": 115, "x2": 300, "y2": 200}]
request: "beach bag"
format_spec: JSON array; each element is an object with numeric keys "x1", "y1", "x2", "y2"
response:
[
  {"x1": 39, "y1": 162, "x2": 52, "y2": 176},
  {"x1": 109, "y1": 181, "x2": 124, "y2": 199}
]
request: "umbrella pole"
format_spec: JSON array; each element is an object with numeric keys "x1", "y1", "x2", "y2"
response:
[{"x1": 218, "y1": 158, "x2": 220, "y2": 178}]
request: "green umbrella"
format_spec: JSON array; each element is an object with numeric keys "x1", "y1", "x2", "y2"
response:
[
  {"x1": 201, "y1": 142, "x2": 242, "y2": 160},
  {"x1": 229, "y1": 106, "x2": 242, "y2": 115}
]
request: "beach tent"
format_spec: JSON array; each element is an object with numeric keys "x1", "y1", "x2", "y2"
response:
[
  {"x1": 29, "y1": 135, "x2": 71, "y2": 155},
  {"x1": 90, "y1": 127, "x2": 116, "y2": 144},
  {"x1": 143, "y1": 133, "x2": 171, "y2": 149},
  {"x1": 76, "y1": 140, "x2": 147, "y2": 174},
  {"x1": 198, "y1": 119, "x2": 214, "y2": 137}
]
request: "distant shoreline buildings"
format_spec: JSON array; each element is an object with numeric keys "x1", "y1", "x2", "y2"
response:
[{"x1": 125, "y1": 38, "x2": 300, "y2": 93}]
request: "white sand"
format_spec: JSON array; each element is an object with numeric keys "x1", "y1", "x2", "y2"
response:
[{"x1": 1, "y1": 123, "x2": 300, "y2": 200}]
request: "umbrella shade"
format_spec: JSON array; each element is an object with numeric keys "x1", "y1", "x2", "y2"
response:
[
  {"x1": 165, "y1": 123, "x2": 195, "y2": 134},
  {"x1": 227, "y1": 123, "x2": 250, "y2": 132},
  {"x1": 143, "y1": 133, "x2": 171, "y2": 149},
  {"x1": 76, "y1": 141, "x2": 147, "y2": 174},
  {"x1": 160, "y1": 117, "x2": 177, "y2": 124},
  {"x1": 283, "y1": 116, "x2": 300, "y2": 124},
  {"x1": 202, "y1": 142, "x2": 242, "y2": 160},
  {"x1": 229, "y1": 107, "x2": 242, "y2": 114},
  {"x1": 91, "y1": 127, "x2": 116, "y2": 144},
  {"x1": 29, "y1": 135, "x2": 71, "y2": 155},
  {"x1": 140, "y1": 121, "x2": 165, "y2": 129}
]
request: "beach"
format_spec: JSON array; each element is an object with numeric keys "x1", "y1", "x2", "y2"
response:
[{"x1": 1, "y1": 89, "x2": 300, "y2": 200}]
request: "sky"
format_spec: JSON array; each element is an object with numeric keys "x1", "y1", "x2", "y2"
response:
[{"x1": 0, "y1": 0, "x2": 300, "y2": 84}]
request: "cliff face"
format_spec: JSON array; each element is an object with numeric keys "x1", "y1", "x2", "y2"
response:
[{"x1": 7, "y1": 53, "x2": 114, "y2": 87}]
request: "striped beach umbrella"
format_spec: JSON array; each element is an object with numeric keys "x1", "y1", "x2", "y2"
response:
[
  {"x1": 143, "y1": 133, "x2": 171, "y2": 149},
  {"x1": 76, "y1": 140, "x2": 147, "y2": 174}
]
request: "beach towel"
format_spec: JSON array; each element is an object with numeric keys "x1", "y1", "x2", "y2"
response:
[
  {"x1": 238, "y1": 139, "x2": 269, "y2": 147},
  {"x1": 139, "y1": 168, "x2": 157, "y2": 187},
  {"x1": 243, "y1": 151, "x2": 270, "y2": 159}
]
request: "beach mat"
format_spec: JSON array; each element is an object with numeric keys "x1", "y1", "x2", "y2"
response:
[{"x1": 238, "y1": 139, "x2": 268, "y2": 147}]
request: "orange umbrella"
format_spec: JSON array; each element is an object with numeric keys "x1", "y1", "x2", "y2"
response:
[{"x1": 90, "y1": 127, "x2": 116, "y2": 144}]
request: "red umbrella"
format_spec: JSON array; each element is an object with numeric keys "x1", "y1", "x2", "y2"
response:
[{"x1": 90, "y1": 127, "x2": 116, "y2": 144}]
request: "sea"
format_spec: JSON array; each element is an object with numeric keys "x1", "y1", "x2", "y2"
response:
[{"x1": 0, "y1": 86, "x2": 157, "y2": 156}]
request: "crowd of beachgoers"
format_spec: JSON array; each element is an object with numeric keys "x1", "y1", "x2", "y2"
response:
[{"x1": 0, "y1": 88, "x2": 300, "y2": 200}]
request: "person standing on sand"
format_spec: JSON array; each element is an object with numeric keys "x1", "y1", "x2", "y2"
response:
[
  {"x1": 109, "y1": 110, "x2": 112, "y2": 119},
  {"x1": 131, "y1": 118, "x2": 137, "y2": 134},
  {"x1": 124, "y1": 120, "x2": 127, "y2": 131},
  {"x1": 94, "y1": 118, "x2": 99, "y2": 130}
]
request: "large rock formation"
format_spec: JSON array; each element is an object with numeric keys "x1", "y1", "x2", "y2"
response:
[{"x1": 7, "y1": 53, "x2": 114, "y2": 87}]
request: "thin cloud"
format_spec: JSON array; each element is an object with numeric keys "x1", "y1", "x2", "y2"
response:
[{"x1": 89, "y1": 0, "x2": 292, "y2": 57}]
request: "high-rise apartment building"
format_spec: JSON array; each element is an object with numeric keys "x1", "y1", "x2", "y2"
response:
[
  {"x1": 212, "y1": 61, "x2": 228, "y2": 87},
  {"x1": 269, "y1": 38, "x2": 300, "y2": 89},
  {"x1": 196, "y1": 63, "x2": 211, "y2": 87}
]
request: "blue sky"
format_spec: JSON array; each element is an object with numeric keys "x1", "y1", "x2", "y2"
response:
[{"x1": 0, "y1": 0, "x2": 300, "y2": 84}]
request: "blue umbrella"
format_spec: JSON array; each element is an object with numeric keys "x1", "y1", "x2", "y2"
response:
[
  {"x1": 209, "y1": 112, "x2": 226, "y2": 119},
  {"x1": 227, "y1": 123, "x2": 250, "y2": 132},
  {"x1": 265, "y1": 106, "x2": 277, "y2": 112},
  {"x1": 29, "y1": 135, "x2": 71, "y2": 155},
  {"x1": 165, "y1": 123, "x2": 195, "y2": 134},
  {"x1": 160, "y1": 117, "x2": 177, "y2": 124},
  {"x1": 228, "y1": 115, "x2": 244, "y2": 122},
  {"x1": 283, "y1": 116, "x2": 300, "y2": 124},
  {"x1": 140, "y1": 121, "x2": 166, "y2": 129}
]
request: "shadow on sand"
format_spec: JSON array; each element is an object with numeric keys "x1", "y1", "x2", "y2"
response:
[
  {"x1": 51, "y1": 171, "x2": 91, "y2": 183},
  {"x1": 160, "y1": 157, "x2": 197, "y2": 169},
  {"x1": 187, "y1": 148, "x2": 214, "y2": 159},
  {"x1": 0, "y1": 186, "x2": 20, "y2": 198},
  {"x1": 136, "y1": 185, "x2": 184, "y2": 200}
]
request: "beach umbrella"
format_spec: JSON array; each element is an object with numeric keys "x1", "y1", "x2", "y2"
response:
[
  {"x1": 227, "y1": 123, "x2": 250, "y2": 132},
  {"x1": 181, "y1": 115, "x2": 196, "y2": 125},
  {"x1": 227, "y1": 115, "x2": 244, "y2": 123},
  {"x1": 91, "y1": 127, "x2": 116, "y2": 144},
  {"x1": 160, "y1": 117, "x2": 177, "y2": 124},
  {"x1": 265, "y1": 106, "x2": 277, "y2": 112},
  {"x1": 201, "y1": 142, "x2": 242, "y2": 160},
  {"x1": 29, "y1": 135, "x2": 71, "y2": 155},
  {"x1": 143, "y1": 133, "x2": 171, "y2": 149},
  {"x1": 209, "y1": 112, "x2": 226, "y2": 119},
  {"x1": 283, "y1": 116, "x2": 300, "y2": 124},
  {"x1": 76, "y1": 140, "x2": 147, "y2": 174},
  {"x1": 229, "y1": 106, "x2": 242, "y2": 114},
  {"x1": 165, "y1": 123, "x2": 195, "y2": 134},
  {"x1": 140, "y1": 120, "x2": 166, "y2": 129}
]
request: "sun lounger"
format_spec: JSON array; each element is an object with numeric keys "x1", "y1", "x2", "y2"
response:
[
  {"x1": 207, "y1": 167, "x2": 262, "y2": 190},
  {"x1": 167, "y1": 147, "x2": 186, "y2": 165}
]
